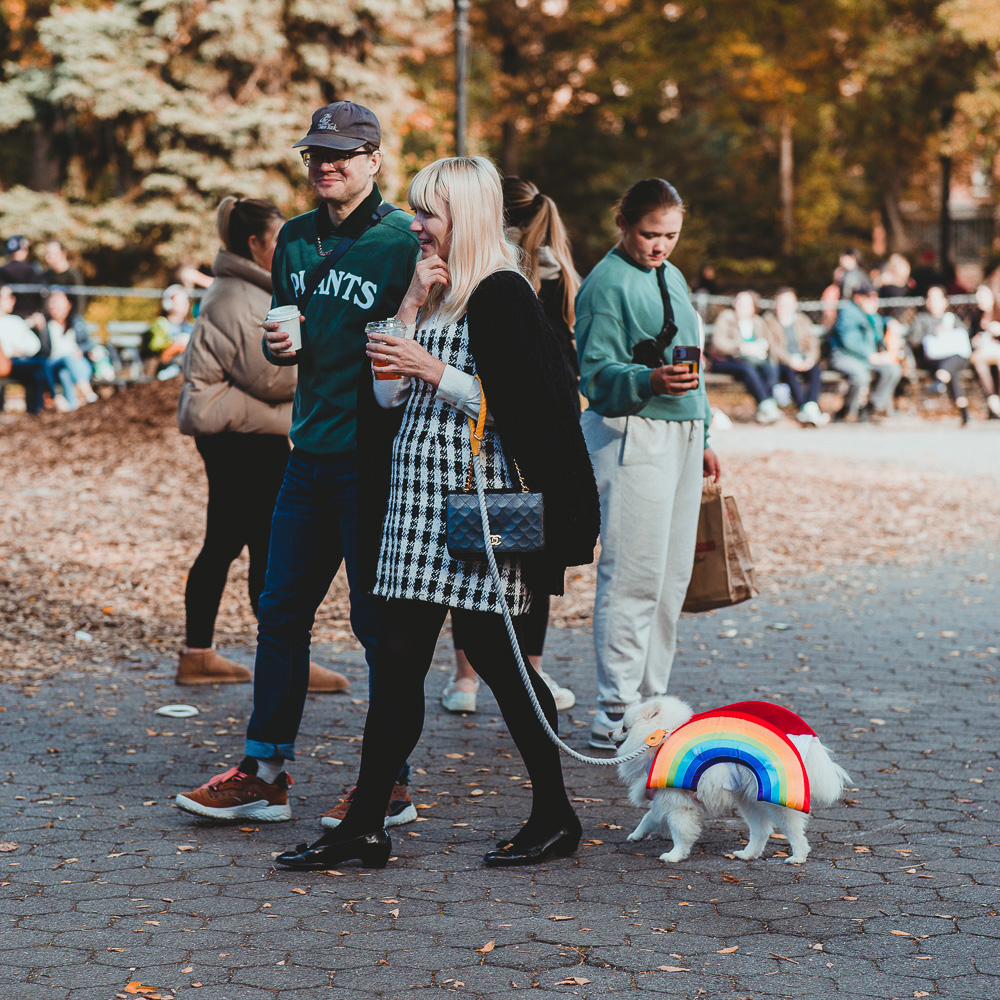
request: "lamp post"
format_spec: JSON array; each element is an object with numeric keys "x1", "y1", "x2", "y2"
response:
[
  {"x1": 454, "y1": 0, "x2": 470, "y2": 157},
  {"x1": 939, "y1": 101, "x2": 953, "y2": 272}
]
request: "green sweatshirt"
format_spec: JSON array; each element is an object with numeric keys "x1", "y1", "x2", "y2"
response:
[
  {"x1": 575, "y1": 248, "x2": 711, "y2": 445},
  {"x1": 269, "y1": 184, "x2": 420, "y2": 454}
]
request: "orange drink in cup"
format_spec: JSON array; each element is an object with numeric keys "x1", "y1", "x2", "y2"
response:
[{"x1": 366, "y1": 318, "x2": 409, "y2": 380}]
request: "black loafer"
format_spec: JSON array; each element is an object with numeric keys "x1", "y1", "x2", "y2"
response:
[
  {"x1": 483, "y1": 816, "x2": 582, "y2": 867},
  {"x1": 274, "y1": 829, "x2": 391, "y2": 870}
]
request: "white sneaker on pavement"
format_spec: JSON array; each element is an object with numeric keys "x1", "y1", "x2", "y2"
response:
[
  {"x1": 536, "y1": 668, "x2": 575, "y2": 711},
  {"x1": 441, "y1": 676, "x2": 479, "y2": 713},
  {"x1": 588, "y1": 708, "x2": 626, "y2": 750}
]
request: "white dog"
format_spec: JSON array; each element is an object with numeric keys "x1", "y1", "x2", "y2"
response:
[{"x1": 612, "y1": 697, "x2": 851, "y2": 864}]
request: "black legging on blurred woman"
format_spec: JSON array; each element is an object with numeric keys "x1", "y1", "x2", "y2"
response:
[{"x1": 184, "y1": 432, "x2": 290, "y2": 648}]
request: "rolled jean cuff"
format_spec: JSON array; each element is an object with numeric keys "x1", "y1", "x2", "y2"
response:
[{"x1": 246, "y1": 738, "x2": 296, "y2": 762}]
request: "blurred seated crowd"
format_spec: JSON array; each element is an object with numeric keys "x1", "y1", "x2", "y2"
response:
[
  {"x1": 701, "y1": 248, "x2": 1000, "y2": 427},
  {"x1": 2, "y1": 235, "x2": 999, "y2": 426}
]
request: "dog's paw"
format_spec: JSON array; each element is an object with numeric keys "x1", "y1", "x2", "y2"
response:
[
  {"x1": 783, "y1": 854, "x2": 808, "y2": 864},
  {"x1": 626, "y1": 831, "x2": 645, "y2": 842},
  {"x1": 658, "y1": 849, "x2": 689, "y2": 863},
  {"x1": 733, "y1": 848, "x2": 760, "y2": 861}
]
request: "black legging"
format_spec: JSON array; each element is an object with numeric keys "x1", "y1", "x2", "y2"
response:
[
  {"x1": 184, "y1": 432, "x2": 290, "y2": 648},
  {"x1": 333, "y1": 597, "x2": 573, "y2": 842},
  {"x1": 929, "y1": 355, "x2": 969, "y2": 405}
]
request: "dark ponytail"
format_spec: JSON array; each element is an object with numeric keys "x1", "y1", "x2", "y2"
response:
[
  {"x1": 216, "y1": 196, "x2": 284, "y2": 261},
  {"x1": 615, "y1": 178, "x2": 684, "y2": 226}
]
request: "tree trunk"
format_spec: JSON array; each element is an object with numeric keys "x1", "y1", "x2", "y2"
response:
[
  {"x1": 500, "y1": 39, "x2": 520, "y2": 175},
  {"x1": 882, "y1": 179, "x2": 911, "y2": 253},
  {"x1": 779, "y1": 109, "x2": 794, "y2": 255},
  {"x1": 30, "y1": 125, "x2": 59, "y2": 192}
]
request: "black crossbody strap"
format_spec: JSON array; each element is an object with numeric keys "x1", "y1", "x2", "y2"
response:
[
  {"x1": 296, "y1": 202, "x2": 398, "y2": 314},
  {"x1": 655, "y1": 264, "x2": 677, "y2": 346}
]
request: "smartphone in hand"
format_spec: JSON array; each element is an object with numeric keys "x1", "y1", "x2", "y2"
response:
[{"x1": 672, "y1": 345, "x2": 701, "y2": 376}]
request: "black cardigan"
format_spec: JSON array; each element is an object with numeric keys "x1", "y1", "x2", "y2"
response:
[{"x1": 357, "y1": 269, "x2": 600, "y2": 597}]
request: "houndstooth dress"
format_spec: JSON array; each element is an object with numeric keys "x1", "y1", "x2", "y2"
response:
[{"x1": 373, "y1": 314, "x2": 531, "y2": 615}]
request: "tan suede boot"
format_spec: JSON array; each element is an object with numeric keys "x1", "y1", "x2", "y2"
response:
[
  {"x1": 308, "y1": 661, "x2": 350, "y2": 693},
  {"x1": 176, "y1": 649, "x2": 252, "y2": 685}
]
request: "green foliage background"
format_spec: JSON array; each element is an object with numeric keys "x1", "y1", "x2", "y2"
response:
[{"x1": 1, "y1": 0, "x2": 998, "y2": 292}]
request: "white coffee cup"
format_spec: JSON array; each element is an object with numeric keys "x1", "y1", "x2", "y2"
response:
[{"x1": 266, "y1": 304, "x2": 302, "y2": 353}]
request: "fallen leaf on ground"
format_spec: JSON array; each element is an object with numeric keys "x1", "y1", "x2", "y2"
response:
[
  {"x1": 554, "y1": 978, "x2": 591, "y2": 985},
  {"x1": 0, "y1": 842, "x2": 17, "y2": 852},
  {"x1": 291, "y1": 888, "x2": 307, "y2": 894},
  {"x1": 476, "y1": 941, "x2": 495, "y2": 953},
  {"x1": 658, "y1": 966, "x2": 692, "y2": 972},
  {"x1": 717, "y1": 946, "x2": 739, "y2": 953},
  {"x1": 548, "y1": 915, "x2": 575, "y2": 921},
  {"x1": 890, "y1": 930, "x2": 910, "y2": 936},
  {"x1": 123, "y1": 985, "x2": 158, "y2": 996},
  {"x1": 854, "y1": 846, "x2": 871, "y2": 853}
]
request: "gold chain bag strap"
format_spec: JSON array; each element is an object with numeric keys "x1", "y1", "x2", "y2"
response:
[{"x1": 445, "y1": 375, "x2": 545, "y2": 559}]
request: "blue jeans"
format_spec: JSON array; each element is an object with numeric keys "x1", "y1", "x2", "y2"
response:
[
  {"x1": 245, "y1": 449, "x2": 379, "y2": 761},
  {"x1": 777, "y1": 362, "x2": 822, "y2": 407},
  {"x1": 709, "y1": 356, "x2": 777, "y2": 404}
]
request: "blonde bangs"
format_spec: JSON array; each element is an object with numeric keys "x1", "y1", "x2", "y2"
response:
[{"x1": 407, "y1": 156, "x2": 523, "y2": 325}]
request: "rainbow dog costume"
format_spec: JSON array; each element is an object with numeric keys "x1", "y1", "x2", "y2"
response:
[{"x1": 644, "y1": 701, "x2": 816, "y2": 812}]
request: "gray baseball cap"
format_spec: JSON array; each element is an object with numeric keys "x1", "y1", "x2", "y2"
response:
[{"x1": 293, "y1": 101, "x2": 381, "y2": 152}]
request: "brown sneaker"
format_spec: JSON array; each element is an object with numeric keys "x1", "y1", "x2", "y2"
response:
[
  {"x1": 176, "y1": 649, "x2": 252, "y2": 685},
  {"x1": 175, "y1": 759, "x2": 292, "y2": 822},
  {"x1": 308, "y1": 661, "x2": 350, "y2": 693},
  {"x1": 320, "y1": 782, "x2": 417, "y2": 830}
]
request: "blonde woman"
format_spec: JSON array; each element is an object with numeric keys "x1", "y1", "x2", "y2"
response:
[
  {"x1": 276, "y1": 156, "x2": 600, "y2": 871},
  {"x1": 442, "y1": 176, "x2": 581, "y2": 715}
]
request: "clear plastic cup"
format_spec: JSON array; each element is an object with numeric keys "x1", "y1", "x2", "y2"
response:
[
  {"x1": 266, "y1": 305, "x2": 301, "y2": 353},
  {"x1": 366, "y1": 318, "x2": 410, "y2": 380}
]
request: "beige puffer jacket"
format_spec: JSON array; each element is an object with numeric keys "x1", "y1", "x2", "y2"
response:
[{"x1": 177, "y1": 250, "x2": 296, "y2": 437}]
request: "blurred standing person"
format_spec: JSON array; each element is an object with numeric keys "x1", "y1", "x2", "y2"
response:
[
  {"x1": 838, "y1": 248, "x2": 866, "y2": 299},
  {"x1": 0, "y1": 236, "x2": 44, "y2": 330},
  {"x1": 576, "y1": 178, "x2": 720, "y2": 751},
  {"x1": 830, "y1": 283, "x2": 902, "y2": 421},
  {"x1": 909, "y1": 285, "x2": 973, "y2": 425},
  {"x1": 708, "y1": 290, "x2": 781, "y2": 423},
  {"x1": 441, "y1": 175, "x2": 581, "y2": 715},
  {"x1": 274, "y1": 155, "x2": 600, "y2": 871},
  {"x1": 41, "y1": 240, "x2": 86, "y2": 317},
  {"x1": 762, "y1": 288, "x2": 828, "y2": 426},
  {"x1": 968, "y1": 284, "x2": 1000, "y2": 418},
  {"x1": 176, "y1": 196, "x2": 310, "y2": 684},
  {"x1": 176, "y1": 102, "x2": 421, "y2": 830}
]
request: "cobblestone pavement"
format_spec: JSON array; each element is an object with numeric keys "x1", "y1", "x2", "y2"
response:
[{"x1": 2, "y1": 545, "x2": 997, "y2": 1000}]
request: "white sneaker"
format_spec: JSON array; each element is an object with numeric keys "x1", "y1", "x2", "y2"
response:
[
  {"x1": 796, "y1": 401, "x2": 824, "y2": 426},
  {"x1": 755, "y1": 398, "x2": 781, "y2": 424},
  {"x1": 988, "y1": 394, "x2": 1000, "y2": 418},
  {"x1": 441, "y1": 677, "x2": 478, "y2": 713},
  {"x1": 536, "y1": 668, "x2": 575, "y2": 711},
  {"x1": 588, "y1": 708, "x2": 625, "y2": 750}
]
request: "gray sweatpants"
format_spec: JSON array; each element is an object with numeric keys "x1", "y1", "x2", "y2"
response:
[{"x1": 582, "y1": 411, "x2": 703, "y2": 713}]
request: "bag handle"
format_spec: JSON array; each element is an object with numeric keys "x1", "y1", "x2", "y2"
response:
[{"x1": 462, "y1": 375, "x2": 528, "y2": 492}]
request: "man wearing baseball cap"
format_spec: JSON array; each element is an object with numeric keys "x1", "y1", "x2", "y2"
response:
[
  {"x1": 176, "y1": 101, "x2": 421, "y2": 832},
  {"x1": 0, "y1": 235, "x2": 44, "y2": 329}
]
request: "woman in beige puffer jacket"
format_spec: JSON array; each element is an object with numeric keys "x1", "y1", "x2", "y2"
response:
[{"x1": 175, "y1": 197, "x2": 296, "y2": 686}]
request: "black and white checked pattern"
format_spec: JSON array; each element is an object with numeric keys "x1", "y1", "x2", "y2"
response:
[{"x1": 373, "y1": 315, "x2": 531, "y2": 615}]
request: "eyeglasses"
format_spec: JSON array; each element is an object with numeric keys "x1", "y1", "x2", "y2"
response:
[{"x1": 300, "y1": 147, "x2": 372, "y2": 168}]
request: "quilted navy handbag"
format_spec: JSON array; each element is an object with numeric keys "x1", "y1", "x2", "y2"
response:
[{"x1": 446, "y1": 377, "x2": 545, "y2": 560}]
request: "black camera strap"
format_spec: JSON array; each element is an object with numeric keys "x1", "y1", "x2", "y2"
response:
[
  {"x1": 296, "y1": 202, "x2": 399, "y2": 314},
  {"x1": 655, "y1": 264, "x2": 678, "y2": 347}
]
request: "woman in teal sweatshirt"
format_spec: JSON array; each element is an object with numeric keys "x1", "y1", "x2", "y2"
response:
[{"x1": 576, "y1": 178, "x2": 720, "y2": 750}]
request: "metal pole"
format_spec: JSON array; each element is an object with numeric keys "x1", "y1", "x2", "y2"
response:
[
  {"x1": 939, "y1": 102, "x2": 953, "y2": 272},
  {"x1": 454, "y1": 0, "x2": 470, "y2": 157}
]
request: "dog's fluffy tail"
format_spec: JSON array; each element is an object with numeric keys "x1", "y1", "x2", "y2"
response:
[{"x1": 804, "y1": 740, "x2": 851, "y2": 808}]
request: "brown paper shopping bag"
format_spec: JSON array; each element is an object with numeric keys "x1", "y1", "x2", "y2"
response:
[{"x1": 682, "y1": 479, "x2": 758, "y2": 613}]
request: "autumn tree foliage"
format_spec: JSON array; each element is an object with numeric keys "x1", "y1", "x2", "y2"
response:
[
  {"x1": 1, "y1": 0, "x2": 998, "y2": 287},
  {"x1": 0, "y1": 0, "x2": 446, "y2": 283}
]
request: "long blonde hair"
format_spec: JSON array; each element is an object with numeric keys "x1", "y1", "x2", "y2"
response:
[
  {"x1": 407, "y1": 157, "x2": 522, "y2": 325},
  {"x1": 502, "y1": 176, "x2": 580, "y2": 329}
]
